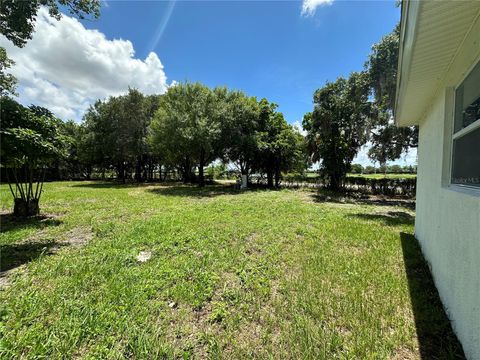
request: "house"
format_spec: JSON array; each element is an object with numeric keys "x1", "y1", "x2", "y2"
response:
[{"x1": 395, "y1": 1, "x2": 480, "y2": 359}]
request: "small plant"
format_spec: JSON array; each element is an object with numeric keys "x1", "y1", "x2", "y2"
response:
[{"x1": 209, "y1": 301, "x2": 228, "y2": 323}]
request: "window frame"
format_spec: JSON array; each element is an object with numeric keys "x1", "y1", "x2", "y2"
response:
[{"x1": 448, "y1": 59, "x2": 480, "y2": 193}]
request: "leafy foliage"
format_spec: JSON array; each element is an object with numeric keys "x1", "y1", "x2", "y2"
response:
[
  {"x1": 303, "y1": 72, "x2": 371, "y2": 190},
  {"x1": 255, "y1": 99, "x2": 306, "y2": 187},
  {"x1": 0, "y1": 47, "x2": 17, "y2": 96},
  {"x1": 149, "y1": 82, "x2": 224, "y2": 185},
  {"x1": 365, "y1": 24, "x2": 418, "y2": 164},
  {"x1": 82, "y1": 88, "x2": 158, "y2": 182},
  {"x1": 221, "y1": 91, "x2": 260, "y2": 177},
  {"x1": 0, "y1": 0, "x2": 100, "y2": 48},
  {"x1": 149, "y1": 83, "x2": 305, "y2": 187},
  {"x1": 1, "y1": 97, "x2": 67, "y2": 168},
  {"x1": 0, "y1": 97, "x2": 69, "y2": 215}
]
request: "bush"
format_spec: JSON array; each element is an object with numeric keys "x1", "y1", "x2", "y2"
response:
[{"x1": 344, "y1": 176, "x2": 416, "y2": 196}]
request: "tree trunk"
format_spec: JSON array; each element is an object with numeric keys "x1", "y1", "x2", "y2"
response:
[
  {"x1": 119, "y1": 162, "x2": 126, "y2": 184},
  {"x1": 274, "y1": 169, "x2": 280, "y2": 188},
  {"x1": 267, "y1": 170, "x2": 274, "y2": 188},
  {"x1": 329, "y1": 172, "x2": 341, "y2": 191},
  {"x1": 199, "y1": 149, "x2": 205, "y2": 187},
  {"x1": 135, "y1": 156, "x2": 142, "y2": 182},
  {"x1": 14, "y1": 198, "x2": 39, "y2": 217},
  {"x1": 183, "y1": 157, "x2": 191, "y2": 183}
]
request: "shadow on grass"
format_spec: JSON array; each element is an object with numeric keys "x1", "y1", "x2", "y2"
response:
[
  {"x1": 400, "y1": 232, "x2": 465, "y2": 359},
  {"x1": 310, "y1": 191, "x2": 416, "y2": 210},
  {"x1": 0, "y1": 214, "x2": 62, "y2": 234},
  {"x1": 148, "y1": 184, "x2": 253, "y2": 198},
  {"x1": 71, "y1": 180, "x2": 231, "y2": 190},
  {"x1": 0, "y1": 241, "x2": 65, "y2": 272},
  {"x1": 349, "y1": 211, "x2": 415, "y2": 226},
  {"x1": 71, "y1": 181, "x2": 154, "y2": 189}
]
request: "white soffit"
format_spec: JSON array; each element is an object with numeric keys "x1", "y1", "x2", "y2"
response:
[{"x1": 396, "y1": 0, "x2": 480, "y2": 126}]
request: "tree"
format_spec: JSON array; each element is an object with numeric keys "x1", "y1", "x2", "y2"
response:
[
  {"x1": 221, "y1": 91, "x2": 260, "y2": 182},
  {"x1": 350, "y1": 163, "x2": 364, "y2": 174},
  {"x1": 0, "y1": 0, "x2": 100, "y2": 48},
  {"x1": 83, "y1": 88, "x2": 151, "y2": 183},
  {"x1": 366, "y1": 24, "x2": 418, "y2": 164},
  {"x1": 58, "y1": 120, "x2": 94, "y2": 179},
  {"x1": 255, "y1": 99, "x2": 306, "y2": 188},
  {"x1": 0, "y1": 97, "x2": 68, "y2": 216},
  {"x1": 303, "y1": 72, "x2": 371, "y2": 190},
  {"x1": 149, "y1": 83, "x2": 224, "y2": 186}
]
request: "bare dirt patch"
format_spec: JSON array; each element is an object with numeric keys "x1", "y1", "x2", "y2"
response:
[
  {"x1": 59, "y1": 226, "x2": 94, "y2": 248},
  {"x1": 0, "y1": 273, "x2": 11, "y2": 288}
]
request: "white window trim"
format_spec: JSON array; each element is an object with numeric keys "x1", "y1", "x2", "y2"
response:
[
  {"x1": 452, "y1": 118, "x2": 480, "y2": 140},
  {"x1": 445, "y1": 60, "x2": 480, "y2": 196}
]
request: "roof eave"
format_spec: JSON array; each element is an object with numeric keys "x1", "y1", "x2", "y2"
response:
[{"x1": 394, "y1": 0, "x2": 421, "y2": 127}]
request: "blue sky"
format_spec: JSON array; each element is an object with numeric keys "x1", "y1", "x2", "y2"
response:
[
  {"x1": 86, "y1": 0, "x2": 400, "y2": 126},
  {"x1": 1, "y1": 0, "x2": 415, "y2": 165}
]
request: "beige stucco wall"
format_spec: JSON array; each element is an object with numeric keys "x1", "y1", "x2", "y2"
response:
[{"x1": 415, "y1": 77, "x2": 480, "y2": 359}]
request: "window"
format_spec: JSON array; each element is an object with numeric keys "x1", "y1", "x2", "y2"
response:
[{"x1": 451, "y1": 61, "x2": 480, "y2": 188}]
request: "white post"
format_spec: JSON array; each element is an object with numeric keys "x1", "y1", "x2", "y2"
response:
[{"x1": 241, "y1": 174, "x2": 248, "y2": 189}]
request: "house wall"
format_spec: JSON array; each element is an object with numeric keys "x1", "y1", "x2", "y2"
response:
[{"x1": 415, "y1": 67, "x2": 480, "y2": 359}]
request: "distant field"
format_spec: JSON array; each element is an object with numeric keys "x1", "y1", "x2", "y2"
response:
[
  {"x1": 0, "y1": 182, "x2": 460, "y2": 359},
  {"x1": 304, "y1": 172, "x2": 417, "y2": 180},
  {"x1": 347, "y1": 173, "x2": 417, "y2": 179}
]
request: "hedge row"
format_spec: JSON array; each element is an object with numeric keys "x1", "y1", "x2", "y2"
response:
[{"x1": 279, "y1": 175, "x2": 416, "y2": 197}]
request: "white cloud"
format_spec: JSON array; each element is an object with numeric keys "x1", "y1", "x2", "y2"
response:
[
  {"x1": 301, "y1": 0, "x2": 334, "y2": 16},
  {"x1": 353, "y1": 142, "x2": 418, "y2": 167},
  {"x1": 292, "y1": 120, "x2": 307, "y2": 136},
  {"x1": 0, "y1": 7, "x2": 172, "y2": 120}
]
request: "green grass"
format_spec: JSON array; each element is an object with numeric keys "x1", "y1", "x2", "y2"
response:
[{"x1": 0, "y1": 182, "x2": 462, "y2": 359}]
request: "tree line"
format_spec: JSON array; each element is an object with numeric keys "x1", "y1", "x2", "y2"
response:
[{"x1": 68, "y1": 84, "x2": 305, "y2": 186}]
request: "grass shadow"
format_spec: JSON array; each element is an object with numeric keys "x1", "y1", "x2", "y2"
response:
[
  {"x1": 71, "y1": 181, "x2": 154, "y2": 189},
  {"x1": 148, "y1": 184, "x2": 265, "y2": 198},
  {"x1": 310, "y1": 191, "x2": 416, "y2": 210},
  {"x1": 72, "y1": 180, "x2": 231, "y2": 190},
  {"x1": 0, "y1": 214, "x2": 62, "y2": 233},
  {"x1": 0, "y1": 241, "x2": 65, "y2": 272},
  {"x1": 400, "y1": 232, "x2": 465, "y2": 359},
  {"x1": 350, "y1": 211, "x2": 415, "y2": 226}
]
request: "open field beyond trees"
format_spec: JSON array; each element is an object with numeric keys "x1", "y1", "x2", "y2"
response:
[
  {"x1": 0, "y1": 182, "x2": 463, "y2": 359},
  {"x1": 346, "y1": 173, "x2": 417, "y2": 180}
]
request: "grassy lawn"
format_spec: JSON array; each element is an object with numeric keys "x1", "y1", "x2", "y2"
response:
[{"x1": 0, "y1": 182, "x2": 462, "y2": 359}]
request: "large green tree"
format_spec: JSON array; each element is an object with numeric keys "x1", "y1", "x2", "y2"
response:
[
  {"x1": 83, "y1": 88, "x2": 151, "y2": 183},
  {"x1": 256, "y1": 99, "x2": 306, "y2": 188},
  {"x1": 149, "y1": 82, "x2": 225, "y2": 186},
  {"x1": 221, "y1": 91, "x2": 260, "y2": 181},
  {"x1": 303, "y1": 72, "x2": 371, "y2": 190}
]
